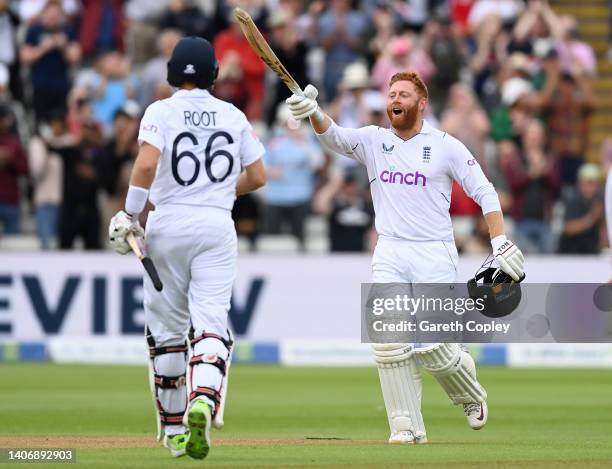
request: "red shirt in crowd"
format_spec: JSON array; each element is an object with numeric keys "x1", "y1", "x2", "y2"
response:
[
  {"x1": 214, "y1": 28, "x2": 265, "y2": 121},
  {"x1": 0, "y1": 133, "x2": 28, "y2": 205}
]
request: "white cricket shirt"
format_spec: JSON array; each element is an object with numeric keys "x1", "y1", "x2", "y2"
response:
[
  {"x1": 317, "y1": 119, "x2": 500, "y2": 241},
  {"x1": 138, "y1": 88, "x2": 265, "y2": 210}
]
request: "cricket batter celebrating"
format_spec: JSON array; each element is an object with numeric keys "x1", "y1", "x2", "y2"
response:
[
  {"x1": 286, "y1": 72, "x2": 524, "y2": 443},
  {"x1": 108, "y1": 37, "x2": 266, "y2": 459}
]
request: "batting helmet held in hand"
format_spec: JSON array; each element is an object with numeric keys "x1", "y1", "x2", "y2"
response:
[
  {"x1": 167, "y1": 37, "x2": 219, "y2": 89},
  {"x1": 467, "y1": 258, "x2": 525, "y2": 318}
]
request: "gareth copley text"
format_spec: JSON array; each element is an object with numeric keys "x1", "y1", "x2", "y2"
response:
[{"x1": 371, "y1": 319, "x2": 511, "y2": 335}]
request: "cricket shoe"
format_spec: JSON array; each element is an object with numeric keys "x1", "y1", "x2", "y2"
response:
[
  {"x1": 388, "y1": 431, "x2": 428, "y2": 444},
  {"x1": 185, "y1": 400, "x2": 212, "y2": 460},
  {"x1": 163, "y1": 433, "x2": 187, "y2": 457},
  {"x1": 464, "y1": 401, "x2": 488, "y2": 430}
]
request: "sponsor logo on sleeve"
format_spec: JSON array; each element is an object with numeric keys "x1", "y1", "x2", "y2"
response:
[{"x1": 142, "y1": 124, "x2": 158, "y2": 133}]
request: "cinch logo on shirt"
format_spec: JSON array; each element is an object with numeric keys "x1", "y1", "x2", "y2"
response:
[{"x1": 380, "y1": 170, "x2": 427, "y2": 186}]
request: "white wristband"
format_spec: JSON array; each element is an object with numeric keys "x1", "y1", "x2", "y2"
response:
[
  {"x1": 125, "y1": 185, "x2": 149, "y2": 216},
  {"x1": 491, "y1": 235, "x2": 507, "y2": 251}
]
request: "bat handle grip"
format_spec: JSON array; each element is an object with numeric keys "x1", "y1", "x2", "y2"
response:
[
  {"x1": 126, "y1": 232, "x2": 143, "y2": 259},
  {"x1": 287, "y1": 86, "x2": 304, "y2": 130}
]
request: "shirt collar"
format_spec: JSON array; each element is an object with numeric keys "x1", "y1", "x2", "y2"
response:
[
  {"x1": 389, "y1": 119, "x2": 433, "y2": 141},
  {"x1": 419, "y1": 119, "x2": 434, "y2": 134},
  {"x1": 173, "y1": 88, "x2": 211, "y2": 98}
]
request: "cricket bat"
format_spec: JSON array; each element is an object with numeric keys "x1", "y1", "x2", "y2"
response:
[
  {"x1": 233, "y1": 7, "x2": 303, "y2": 97},
  {"x1": 127, "y1": 232, "x2": 163, "y2": 292}
]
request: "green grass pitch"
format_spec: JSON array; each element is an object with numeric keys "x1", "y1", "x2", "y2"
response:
[{"x1": 1, "y1": 363, "x2": 612, "y2": 468}]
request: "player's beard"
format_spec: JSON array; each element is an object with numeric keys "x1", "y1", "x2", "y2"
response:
[{"x1": 387, "y1": 102, "x2": 419, "y2": 131}]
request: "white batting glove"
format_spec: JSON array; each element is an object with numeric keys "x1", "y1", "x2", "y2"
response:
[
  {"x1": 108, "y1": 210, "x2": 144, "y2": 255},
  {"x1": 286, "y1": 84, "x2": 323, "y2": 121},
  {"x1": 491, "y1": 235, "x2": 524, "y2": 281}
]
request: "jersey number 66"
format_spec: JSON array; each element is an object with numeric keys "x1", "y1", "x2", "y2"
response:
[{"x1": 171, "y1": 131, "x2": 234, "y2": 186}]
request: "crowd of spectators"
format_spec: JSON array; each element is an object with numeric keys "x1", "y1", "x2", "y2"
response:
[{"x1": 0, "y1": 0, "x2": 607, "y2": 254}]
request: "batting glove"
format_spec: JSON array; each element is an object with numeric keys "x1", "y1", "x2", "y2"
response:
[
  {"x1": 286, "y1": 84, "x2": 323, "y2": 121},
  {"x1": 491, "y1": 235, "x2": 524, "y2": 281},
  {"x1": 109, "y1": 210, "x2": 144, "y2": 255}
]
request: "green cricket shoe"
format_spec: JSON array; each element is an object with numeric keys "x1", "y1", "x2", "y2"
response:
[
  {"x1": 185, "y1": 400, "x2": 212, "y2": 460},
  {"x1": 163, "y1": 433, "x2": 187, "y2": 458}
]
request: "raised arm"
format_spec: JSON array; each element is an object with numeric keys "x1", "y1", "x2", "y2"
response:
[{"x1": 286, "y1": 84, "x2": 368, "y2": 164}]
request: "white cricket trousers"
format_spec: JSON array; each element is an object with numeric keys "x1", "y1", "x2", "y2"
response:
[
  {"x1": 144, "y1": 204, "x2": 236, "y2": 426},
  {"x1": 144, "y1": 204, "x2": 237, "y2": 340},
  {"x1": 372, "y1": 236, "x2": 459, "y2": 284},
  {"x1": 372, "y1": 236, "x2": 459, "y2": 350}
]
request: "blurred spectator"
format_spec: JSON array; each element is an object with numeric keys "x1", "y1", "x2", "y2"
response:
[
  {"x1": 328, "y1": 62, "x2": 381, "y2": 185},
  {"x1": 441, "y1": 83, "x2": 490, "y2": 167},
  {"x1": 554, "y1": 15, "x2": 597, "y2": 78},
  {"x1": 79, "y1": 0, "x2": 125, "y2": 59},
  {"x1": 542, "y1": 62, "x2": 595, "y2": 186},
  {"x1": 316, "y1": 0, "x2": 368, "y2": 101},
  {"x1": 28, "y1": 110, "x2": 68, "y2": 249},
  {"x1": 372, "y1": 35, "x2": 435, "y2": 98},
  {"x1": 99, "y1": 104, "x2": 140, "y2": 207},
  {"x1": 232, "y1": 194, "x2": 261, "y2": 252},
  {"x1": 329, "y1": 63, "x2": 379, "y2": 128},
  {"x1": 500, "y1": 121, "x2": 560, "y2": 253},
  {"x1": 314, "y1": 172, "x2": 374, "y2": 252},
  {"x1": 265, "y1": 9, "x2": 309, "y2": 126},
  {"x1": 602, "y1": 139, "x2": 612, "y2": 249},
  {"x1": 264, "y1": 105, "x2": 324, "y2": 251},
  {"x1": 0, "y1": 63, "x2": 9, "y2": 100},
  {"x1": 53, "y1": 121, "x2": 105, "y2": 249},
  {"x1": 510, "y1": 0, "x2": 555, "y2": 55},
  {"x1": 386, "y1": 0, "x2": 431, "y2": 32},
  {"x1": 66, "y1": 91, "x2": 96, "y2": 138},
  {"x1": 0, "y1": 0, "x2": 23, "y2": 102},
  {"x1": 0, "y1": 104, "x2": 28, "y2": 235},
  {"x1": 159, "y1": 0, "x2": 227, "y2": 41},
  {"x1": 19, "y1": 0, "x2": 79, "y2": 23},
  {"x1": 139, "y1": 29, "x2": 182, "y2": 108},
  {"x1": 469, "y1": 13, "x2": 510, "y2": 102},
  {"x1": 451, "y1": 0, "x2": 476, "y2": 36},
  {"x1": 214, "y1": 16, "x2": 266, "y2": 121},
  {"x1": 421, "y1": 11, "x2": 466, "y2": 117},
  {"x1": 558, "y1": 163, "x2": 603, "y2": 254},
  {"x1": 90, "y1": 52, "x2": 138, "y2": 134},
  {"x1": 461, "y1": 216, "x2": 491, "y2": 254},
  {"x1": 365, "y1": 1, "x2": 397, "y2": 65},
  {"x1": 468, "y1": 0, "x2": 522, "y2": 32},
  {"x1": 20, "y1": 1, "x2": 81, "y2": 122},
  {"x1": 125, "y1": 0, "x2": 171, "y2": 66},
  {"x1": 279, "y1": 0, "x2": 325, "y2": 43}
]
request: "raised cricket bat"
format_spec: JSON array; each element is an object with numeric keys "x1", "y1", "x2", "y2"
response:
[
  {"x1": 233, "y1": 7, "x2": 303, "y2": 97},
  {"x1": 127, "y1": 232, "x2": 163, "y2": 292}
]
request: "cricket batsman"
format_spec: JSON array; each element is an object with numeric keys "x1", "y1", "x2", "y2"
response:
[
  {"x1": 107, "y1": 37, "x2": 266, "y2": 459},
  {"x1": 286, "y1": 72, "x2": 524, "y2": 443}
]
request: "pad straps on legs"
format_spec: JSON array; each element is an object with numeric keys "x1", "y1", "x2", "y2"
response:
[
  {"x1": 373, "y1": 343, "x2": 427, "y2": 441},
  {"x1": 188, "y1": 330, "x2": 233, "y2": 418},
  {"x1": 146, "y1": 328, "x2": 189, "y2": 439},
  {"x1": 416, "y1": 343, "x2": 487, "y2": 405}
]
